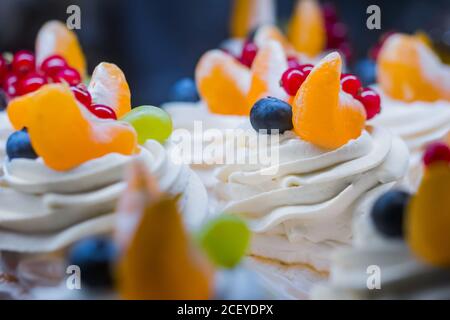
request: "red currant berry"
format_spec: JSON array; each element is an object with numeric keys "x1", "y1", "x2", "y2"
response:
[
  {"x1": 280, "y1": 68, "x2": 307, "y2": 96},
  {"x1": 356, "y1": 88, "x2": 381, "y2": 120},
  {"x1": 17, "y1": 74, "x2": 47, "y2": 96},
  {"x1": 240, "y1": 42, "x2": 258, "y2": 68},
  {"x1": 71, "y1": 84, "x2": 92, "y2": 107},
  {"x1": 327, "y1": 23, "x2": 348, "y2": 48},
  {"x1": 341, "y1": 74, "x2": 362, "y2": 97},
  {"x1": 322, "y1": 2, "x2": 338, "y2": 24},
  {"x1": 3, "y1": 74, "x2": 19, "y2": 98},
  {"x1": 52, "y1": 67, "x2": 81, "y2": 86},
  {"x1": 299, "y1": 64, "x2": 314, "y2": 77},
  {"x1": 87, "y1": 104, "x2": 117, "y2": 120},
  {"x1": 287, "y1": 56, "x2": 301, "y2": 69},
  {"x1": 40, "y1": 55, "x2": 68, "y2": 77},
  {"x1": 12, "y1": 50, "x2": 35, "y2": 76},
  {"x1": 423, "y1": 142, "x2": 450, "y2": 167},
  {"x1": 0, "y1": 56, "x2": 9, "y2": 84}
]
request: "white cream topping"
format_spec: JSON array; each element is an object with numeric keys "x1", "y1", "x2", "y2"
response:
[
  {"x1": 0, "y1": 140, "x2": 208, "y2": 253},
  {"x1": 311, "y1": 214, "x2": 450, "y2": 300},
  {"x1": 0, "y1": 112, "x2": 13, "y2": 173},
  {"x1": 214, "y1": 127, "x2": 409, "y2": 271},
  {"x1": 370, "y1": 88, "x2": 450, "y2": 190}
]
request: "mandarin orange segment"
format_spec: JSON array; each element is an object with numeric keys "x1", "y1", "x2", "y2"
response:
[
  {"x1": 230, "y1": 0, "x2": 276, "y2": 38},
  {"x1": 117, "y1": 161, "x2": 214, "y2": 300},
  {"x1": 377, "y1": 34, "x2": 450, "y2": 102},
  {"x1": 407, "y1": 163, "x2": 450, "y2": 267},
  {"x1": 196, "y1": 50, "x2": 251, "y2": 115},
  {"x1": 35, "y1": 20, "x2": 86, "y2": 78},
  {"x1": 246, "y1": 40, "x2": 289, "y2": 109},
  {"x1": 292, "y1": 52, "x2": 366, "y2": 149},
  {"x1": 288, "y1": 0, "x2": 326, "y2": 57},
  {"x1": 88, "y1": 62, "x2": 131, "y2": 118},
  {"x1": 10, "y1": 84, "x2": 137, "y2": 171},
  {"x1": 254, "y1": 25, "x2": 293, "y2": 54}
]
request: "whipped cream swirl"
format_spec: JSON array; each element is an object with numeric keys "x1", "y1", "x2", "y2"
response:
[
  {"x1": 0, "y1": 112, "x2": 13, "y2": 172},
  {"x1": 215, "y1": 127, "x2": 409, "y2": 271},
  {"x1": 370, "y1": 90, "x2": 450, "y2": 190},
  {"x1": 312, "y1": 215, "x2": 450, "y2": 299},
  {"x1": 0, "y1": 140, "x2": 207, "y2": 253}
]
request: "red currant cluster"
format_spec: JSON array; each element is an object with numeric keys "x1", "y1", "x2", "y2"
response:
[
  {"x1": 280, "y1": 65, "x2": 381, "y2": 120},
  {"x1": 322, "y1": 2, "x2": 353, "y2": 62},
  {"x1": 71, "y1": 84, "x2": 117, "y2": 120},
  {"x1": 0, "y1": 52, "x2": 81, "y2": 99}
]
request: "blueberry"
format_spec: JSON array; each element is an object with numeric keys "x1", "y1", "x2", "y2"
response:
[
  {"x1": 0, "y1": 89, "x2": 8, "y2": 111},
  {"x1": 250, "y1": 97, "x2": 293, "y2": 134},
  {"x1": 67, "y1": 236, "x2": 118, "y2": 289},
  {"x1": 371, "y1": 190, "x2": 411, "y2": 238},
  {"x1": 169, "y1": 77, "x2": 199, "y2": 102},
  {"x1": 353, "y1": 58, "x2": 377, "y2": 86},
  {"x1": 6, "y1": 129, "x2": 38, "y2": 160}
]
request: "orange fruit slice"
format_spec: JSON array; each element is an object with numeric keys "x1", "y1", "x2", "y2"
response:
[
  {"x1": 288, "y1": 0, "x2": 326, "y2": 57},
  {"x1": 377, "y1": 33, "x2": 450, "y2": 102},
  {"x1": 254, "y1": 25, "x2": 293, "y2": 54},
  {"x1": 35, "y1": 20, "x2": 86, "y2": 78},
  {"x1": 407, "y1": 163, "x2": 450, "y2": 267},
  {"x1": 292, "y1": 52, "x2": 366, "y2": 149},
  {"x1": 246, "y1": 40, "x2": 289, "y2": 109},
  {"x1": 196, "y1": 50, "x2": 251, "y2": 115},
  {"x1": 230, "y1": 0, "x2": 276, "y2": 38},
  {"x1": 117, "y1": 161, "x2": 214, "y2": 300},
  {"x1": 88, "y1": 62, "x2": 131, "y2": 118},
  {"x1": 7, "y1": 84, "x2": 137, "y2": 171}
]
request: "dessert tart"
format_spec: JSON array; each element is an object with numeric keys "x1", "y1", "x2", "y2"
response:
[{"x1": 312, "y1": 142, "x2": 450, "y2": 299}]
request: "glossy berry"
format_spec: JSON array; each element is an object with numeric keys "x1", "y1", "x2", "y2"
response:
[
  {"x1": 371, "y1": 190, "x2": 411, "y2": 238},
  {"x1": 354, "y1": 59, "x2": 377, "y2": 86},
  {"x1": 40, "y1": 55, "x2": 68, "y2": 77},
  {"x1": 299, "y1": 64, "x2": 314, "y2": 77},
  {"x1": 280, "y1": 68, "x2": 306, "y2": 96},
  {"x1": 250, "y1": 97, "x2": 293, "y2": 134},
  {"x1": 341, "y1": 74, "x2": 362, "y2": 97},
  {"x1": 356, "y1": 88, "x2": 381, "y2": 120},
  {"x1": 17, "y1": 74, "x2": 47, "y2": 96},
  {"x1": 0, "y1": 56, "x2": 8, "y2": 83},
  {"x1": 87, "y1": 104, "x2": 117, "y2": 120},
  {"x1": 52, "y1": 67, "x2": 81, "y2": 86},
  {"x1": 423, "y1": 142, "x2": 450, "y2": 167},
  {"x1": 240, "y1": 42, "x2": 258, "y2": 68},
  {"x1": 68, "y1": 236, "x2": 118, "y2": 289},
  {"x1": 322, "y1": 2, "x2": 338, "y2": 24},
  {"x1": 6, "y1": 129, "x2": 38, "y2": 160},
  {"x1": 71, "y1": 84, "x2": 92, "y2": 107},
  {"x1": 0, "y1": 89, "x2": 8, "y2": 111},
  {"x1": 169, "y1": 78, "x2": 199, "y2": 102},
  {"x1": 287, "y1": 56, "x2": 301, "y2": 69},
  {"x1": 11, "y1": 50, "x2": 35, "y2": 76},
  {"x1": 3, "y1": 74, "x2": 19, "y2": 98}
]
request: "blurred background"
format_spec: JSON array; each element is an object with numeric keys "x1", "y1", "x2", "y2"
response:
[{"x1": 0, "y1": 0, "x2": 448, "y2": 106}]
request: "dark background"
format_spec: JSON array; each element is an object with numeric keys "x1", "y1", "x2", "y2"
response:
[{"x1": 0, "y1": 0, "x2": 448, "y2": 106}]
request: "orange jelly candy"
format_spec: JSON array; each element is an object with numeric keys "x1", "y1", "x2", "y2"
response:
[
  {"x1": 292, "y1": 52, "x2": 366, "y2": 149},
  {"x1": 377, "y1": 34, "x2": 450, "y2": 102},
  {"x1": 7, "y1": 84, "x2": 137, "y2": 171},
  {"x1": 230, "y1": 0, "x2": 275, "y2": 38},
  {"x1": 247, "y1": 40, "x2": 289, "y2": 109},
  {"x1": 196, "y1": 50, "x2": 251, "y2": 115},
  {"x1": 88, "y1": 62, "x2": 131, "y2": 118},
  {"x1": 288, "y1": 0, "x2": 326, "y2": 57}
]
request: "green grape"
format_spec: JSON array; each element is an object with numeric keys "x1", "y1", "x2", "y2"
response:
[
  {"x1": 121, "y1": 106, "x2": 172, "y2": 144},
  {"x1": 197, "y1": 214, "x2": 251, "y2": 269}
]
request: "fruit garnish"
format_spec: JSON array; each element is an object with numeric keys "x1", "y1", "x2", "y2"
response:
[
  {"x1": 288, "y1": 0, "x2": 326, "y2": 57},
  {"x1": 11, "y1": 50, "x2": 35, "y2": 77},
  {"x1": 253, "y1": 25, "x2": 293, "y2": 53},
  {"x1": 7, "y1": 84, "x2": 137, "y2": 171},
  {"x1": 287, "y1": 56, "x2": 301, "y2": 69},
  {"x1": 196, "y1": 50, "x2": 251, "y2": 115},
  {"x1": 377, "y1": 33, "x2": 450, "y2": 102},
  {"x1": 40, "y1": 55, "x2": 68, "y2": 77},
  {"x1": 51, "y1": 66, "x2": 81, "y2": 86},
  {"x1": 239, "y1": 41, "x2": 258, "y2": 68},
  {"x1": 88, "y1": 62, "x2": 131, "y2": 119},
  {"x1": 407, "y1": 158, "x2": 450, "y2": 267},
  {"x1": 356, "y1": 88, "x2": 381, "y2": 120},
  {"x1": 117, "y1": 161, "x2": 213, "y2": 300},
  {"x1": 71, "y1": 83, "x2": 92, "y2": 107},
  {"x1": 6, "y1": 129, "x2": 38, "y2": 160},
  {"x1": 280, "y1": 67, "x2": 307, "y2": 96},
  {"x1": 68, "y1": 236, "x2": 118, "y2": 290},
  {"x1": 340, "y1": 74, "x2": 362, "y2": 97},
  {"x1": 250, "y1": 97, "x2": 293, "y2": 134},
  {"x1": 35, "y1": 20, "x2": 86, "y2": 78},
  {"x1": 230, "y1": 0, "x2": 275, "y2": 38},
  {"x1": 371, "y1": 190, "x2": 411, "y2": 238},
  {"x1": 292, "y1": 52, "x2": 366, "y2": 149},
  {"x1": 121, "y1": 106, "x2": 173, "y2": 144},
  {"x1": 169, "y1": 77, "x2": 199, "y2": 103},
  {"x1": 423, "y1": 142, "x2": 450, "y2": 167},
  {"x1": 0, "y1": 56, "x2": 8, "y2": 83},
  {"x1": 88, "y1": 104, "x2": 117, "y2": 120},
  {"x1": 17, "y1": 74, "x2": 47, "y2": 96},
  {"x1": 3, "y1": 74, "x2": 19, "y2": 98},
  {"x1": 247, "y1": 41, "x2": 288, "y2": 109},
  {"x1": 197, "y1": 215, "x2": 251, "y2": 269}
]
